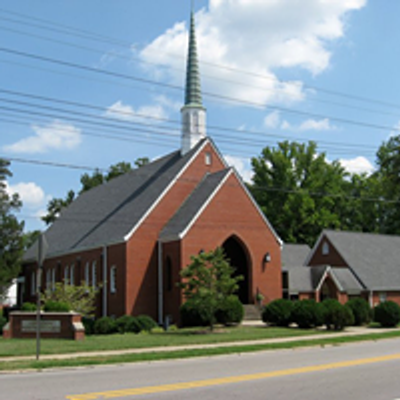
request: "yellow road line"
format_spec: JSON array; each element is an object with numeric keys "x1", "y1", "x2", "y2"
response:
[{"x1": 66, "y1": 353, "x2": 400, "y2": 400}]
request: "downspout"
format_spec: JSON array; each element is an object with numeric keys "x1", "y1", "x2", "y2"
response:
[
  {"x1": 158, "y1": 240, "x2": 163, "y2": 325},
  {"x1": 102, "y1": 245, "x2": 108, "y2": 317}
]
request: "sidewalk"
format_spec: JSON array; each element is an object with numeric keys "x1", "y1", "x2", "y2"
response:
[{"x1": 1, "y1": 326, "x2": 397, "y2": 363}]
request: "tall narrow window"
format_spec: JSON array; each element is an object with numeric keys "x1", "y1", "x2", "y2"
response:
[
  {"x1": 110, "y1": 266, "x2": 117, "y2": 294},
  {"x1": 205, "y1": 152, "x2": 212, "y2": 165},
  {"x1": 85, "y1": 262, "x2": 90, "y2": 286},
  {"x1": 70, "y1": 264, "x2": 75, "y2": 286},
  {"x1": 51, "y1": 268, "x2": 56, "y2": 291},
  {"x1": 31, "y1": 271, "x2": 36, "y2": 295},
  {"x1": 64, "y1": 266, "x2": 69, "y2": 285},
  {"x1": 46, "y1": 269, "x2": 51, "y2": 290},
  {"x1": 322, "y1": 241, "x2": 329, "y2": 255},
  {"x1": 92, "y1": 261, "x2": 97, "y2": 288},
  {"x1": 166, "y1": 257, "x2": 173, "y2": 292}
]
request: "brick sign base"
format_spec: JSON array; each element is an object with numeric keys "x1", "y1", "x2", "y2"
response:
[{"x1": 2, "y1": 312, "x2": 85, "y2": 340}]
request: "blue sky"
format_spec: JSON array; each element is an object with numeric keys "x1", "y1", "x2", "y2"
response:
[{"x1": 1, "y1": 0, "x2": 399, "y2": 232}]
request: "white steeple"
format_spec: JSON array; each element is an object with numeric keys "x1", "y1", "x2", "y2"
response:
[{"x1": 181, "y1": 9, "x2": 206, "y2": 155}]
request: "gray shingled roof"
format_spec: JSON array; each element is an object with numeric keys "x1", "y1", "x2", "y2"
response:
[
  {"x1": 323, "y1": 230, "x2": 400, "y2": 290},
  {"x1": 282, "y1": 244, "x2": 311, "y2": 267},
  {"x1": 24, "y1": 140, "x2": 207, "y2": 261},
  {"x1": 159, "y1": 169, "x2": 231, "y2": 241},
  {"x1": 331, "y1": 267, "x2": 364, "y2": 294}
]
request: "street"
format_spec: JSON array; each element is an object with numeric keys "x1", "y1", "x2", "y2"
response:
[{"x1": 1, "y1": 338, "x2": 400, "y2": 400}]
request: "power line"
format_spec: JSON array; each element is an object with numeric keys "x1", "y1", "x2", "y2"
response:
[{"x1": 1, "y1": 6, "x2": 400, "y2": 112}]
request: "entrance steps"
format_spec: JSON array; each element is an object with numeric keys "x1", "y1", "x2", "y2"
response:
[{"x1": 243, "y1": 304, "x2": 262, "y2": 321}]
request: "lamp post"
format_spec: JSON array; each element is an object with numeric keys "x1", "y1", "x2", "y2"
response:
[{"x1": 35, "y1": 233, "x2": 48, "y2": 361}]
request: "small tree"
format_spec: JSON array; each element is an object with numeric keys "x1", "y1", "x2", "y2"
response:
[
  {"x1": 42, "y1": 282, "x2": 98, "y2": 317},
  {"x1": 374, "y1": 301, "x2": 400, "y2": 327},
  {"x1": 179, "y1": 248, "x2": 242, "y2": 330}
]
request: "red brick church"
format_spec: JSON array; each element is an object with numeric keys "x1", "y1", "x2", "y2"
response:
[{"x1": 20, "y1": 12, "x2": 282, "y2": 324}]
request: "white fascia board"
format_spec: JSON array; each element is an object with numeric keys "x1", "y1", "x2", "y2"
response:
[
  {"x1": 123, "y1": 139, "x2": 209, "y2": 242},
  {"x1": 179, "y1": 169, "x2": 233, "y2": 240},
  {"x1": 315, "y1": 266, "x2": 344, "y2": 292},
  {"x1": 231, "y1": 167, "x2": 283, "y2": 246}
]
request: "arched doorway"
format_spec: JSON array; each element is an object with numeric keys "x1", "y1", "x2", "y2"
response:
[
  {"x1": 222, "y1": 236, "x2": 250, "y2": 304},
  {"x1": 320, "y1": 277, "x2": 337, "y2": 301}
]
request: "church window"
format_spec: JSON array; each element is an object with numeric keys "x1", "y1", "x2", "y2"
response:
[
  {"x1": 193, "y1": 112, "x2": 199, "y2": 133},
  {"x1": 92, "y1": 261, "x2": 97, "y2": 288},
  {"x1": 110, "y1": 266, "x2": 117, "y2": 294},
  {"x1": 64, "y1": 266, "x2": 69, "y2": 285},
  {"x1": 31, "y1": 271, "x2": 36, "y2": 295},
  {"x1": 85, "y1": 262, "x2": 90, "y2": 286},
  {"x1": 70, "y1": 264, "x2": 75, "y2": 286},
  {"x1": 166, "y1": 257, "x2": 173, "y2": 292},
  {"x1": 205, "y1": 152, "x2": 212, "y2": 165},
  {"x1": 322, "y1": 241, "x2": 329, "y2": 255}
]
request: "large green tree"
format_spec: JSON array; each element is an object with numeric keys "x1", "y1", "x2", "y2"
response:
[
  {"x1": 250, "y1": 141, "x2": 349, "y2": 245},
  {"x1": 0, "y1": 159, "x2": 24, "y2": 300},
  {"x1": 375, "y1": 134, "x2": 400, "y2": 234}
]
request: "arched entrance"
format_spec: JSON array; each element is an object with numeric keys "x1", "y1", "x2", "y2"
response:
[
  {"x1": 222, "y1": 236, "x2": 250, "y2": 304},
  {"x1": 320, "y1": 277, "x2": 337, "y2": 301}
]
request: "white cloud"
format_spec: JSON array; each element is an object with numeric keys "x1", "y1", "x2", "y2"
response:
[
  {"x1": 264, "y1": 111, "x2": 281, "y2": 129},
  {"x1": 140, "y1": 0, "x2": 365, "y2": 106},
  {"x1": 105, "y1": 96, "x2": 179, "y2": 123},
  {"x1": 280, "y1": 118, "x2": 336, "y2": 132},
  {"x1": 225, "y1": 155, "x2": 253, "y2": 183},
  {"x1": 339, "y1": 156, "x2": 375, "y2": 175},
  {"x1": 4, "y1": 120, "x2": 82, "y2": 154},
  {"x1": 6, "y1": 182, "x2": 47, "y2": 209},
  {"x1": 298, "y1": 118, "x2": 336, "y2": 131}
]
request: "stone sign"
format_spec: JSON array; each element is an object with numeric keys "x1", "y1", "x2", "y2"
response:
[{"x1": 21, "y1": 320, "x2": 61, "y2": 333}]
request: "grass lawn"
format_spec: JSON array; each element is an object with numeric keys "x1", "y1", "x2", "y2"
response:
[
  {"x1": 1, "y1": 329, "x2": 400, "y2": 372},
  {"x1": 0, "y1": 325, "x2": 334, "y2": 358}
]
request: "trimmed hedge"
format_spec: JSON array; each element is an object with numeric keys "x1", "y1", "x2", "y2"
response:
[
  {"x1": 262, "y1": 299, "x2": 294, "y2": 327},
  {"x1": 374, "y1": 301, "x2": 400, "y2": 327},
  {"x1": 137, "y1": 315, "x2": 158, "y2": 332},
  {"x1": 346, "y1": 298, "x2": 371, "y2": 326},
  {"x1": 322, "y1": 299, "x2": 354, "y2": 330},
  {"x1": 180, "y1": 299, "x2": 212, "y2": 327},
  {"x1": 43, "y1": 300, "x2": 71, "y2": 312},
  {"x1": 21, "y1": 302, "x2": 37, "y2": 312},
  {"x1": 215, "y1": 295, "x2": 244, "y2": 326},
  {"x1": 82, "y1": 317, "x2": 95, "y2": 335},
  {"x1": 292, "y1": 299, "x2": 324, "y2": 329},
  {"x1": 94, "y1": 316, "x2": 117, "y2": 335}
]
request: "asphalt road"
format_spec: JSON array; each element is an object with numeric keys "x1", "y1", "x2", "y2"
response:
[{"x1": 2, "y1": 338, "x2": 400, "y2": 400}]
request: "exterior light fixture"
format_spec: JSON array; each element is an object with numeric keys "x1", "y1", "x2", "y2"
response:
[{"x1": 264, "y1": 252, "x2": 271, "y2": 263}]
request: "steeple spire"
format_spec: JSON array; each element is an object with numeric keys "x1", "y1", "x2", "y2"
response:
[
  {"x1": 181, "y1": 8, "x2": 207, "y2": 155},
  {"x1": 184, "y1": 10, "x2": 203, "y2": 106}
]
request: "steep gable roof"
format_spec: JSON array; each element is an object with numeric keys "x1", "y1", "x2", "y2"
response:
[
  {"x1": 311, "y1": 230, "x2": 400, "y2": 290},
  {"x1": 24, "y1": 139, "x2": 209, "y2": 261},
  {"x1": 159, "y1": 168, "x2": 232, "y2": 242}
]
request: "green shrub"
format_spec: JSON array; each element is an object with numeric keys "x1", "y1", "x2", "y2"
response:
[
  {"x1": 322, "y1": 299, "x2": 354, "y2": 330},
  {"x1": 116, "y1": 315, "x2": 135, "y2": 334},
  {"x1": 136, "y1": 315, "x2": 158, "y2": 332},
  {"x1": 346, "y1": 298, "x2": 371, "y2": 326},
  {"x1": 21, "y1": 302, "x2": 37, "y2": 312},
  {"x1": 215, "y1": 295, "x2": 244, "y2": 325},
  {"x1": 180, "y1": 299, "x2": 212, "y2": 327},
  {"x1": 82, "y1": 317, "x2": 95, "y2": 335},
  {"x1": 262, "y1": 299, "x2": 294, "y2": 327},
  {"x1": 374, "y1": 301, "x2": 400, "y2": 327},
  {"x1": 93, "y1": 316, "x2": 117, "y2": 335},
  {"x1": 43, "y1": 300, "x2": 71, "y2": 312},
  {"x1": 126, "y1": 316, "x2": 142, "y2": 334},
  {"x1": 292, "y1": 300, "x2": 324, "y2": 329},
  {"x1": 0, "y1": 316, "x2": 6, "y2": 331}
]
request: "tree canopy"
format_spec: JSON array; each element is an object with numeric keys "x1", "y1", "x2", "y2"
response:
[{"x1": 0, "y1": 159, "x2": 24, "y2": 300}]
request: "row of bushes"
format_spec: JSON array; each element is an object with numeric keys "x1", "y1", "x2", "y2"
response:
[
  {"x1": 262, "y1": 298, "x2": 400, "y2": 330},
  {"x1": 20, "y1": 301, "x2": 71, "y2": 312},
  {"x1": 180, "y1": 295, "x2": 244, "y2": 327},
  {"x1": 83, "y1": 315, "x2": 158, "y2": 335}
]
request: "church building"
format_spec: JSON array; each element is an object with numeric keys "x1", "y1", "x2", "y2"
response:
[{"x1": 20, "y1": 12, "x2": 282, "y2": 324}]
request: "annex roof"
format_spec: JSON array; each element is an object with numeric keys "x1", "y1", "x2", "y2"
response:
[
  {"x1": 282, "y1": 244, "x2": 311, "y2": 268},
  {"x1": 311, "y1": 230, "x2": 400, "y2": 290}
]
